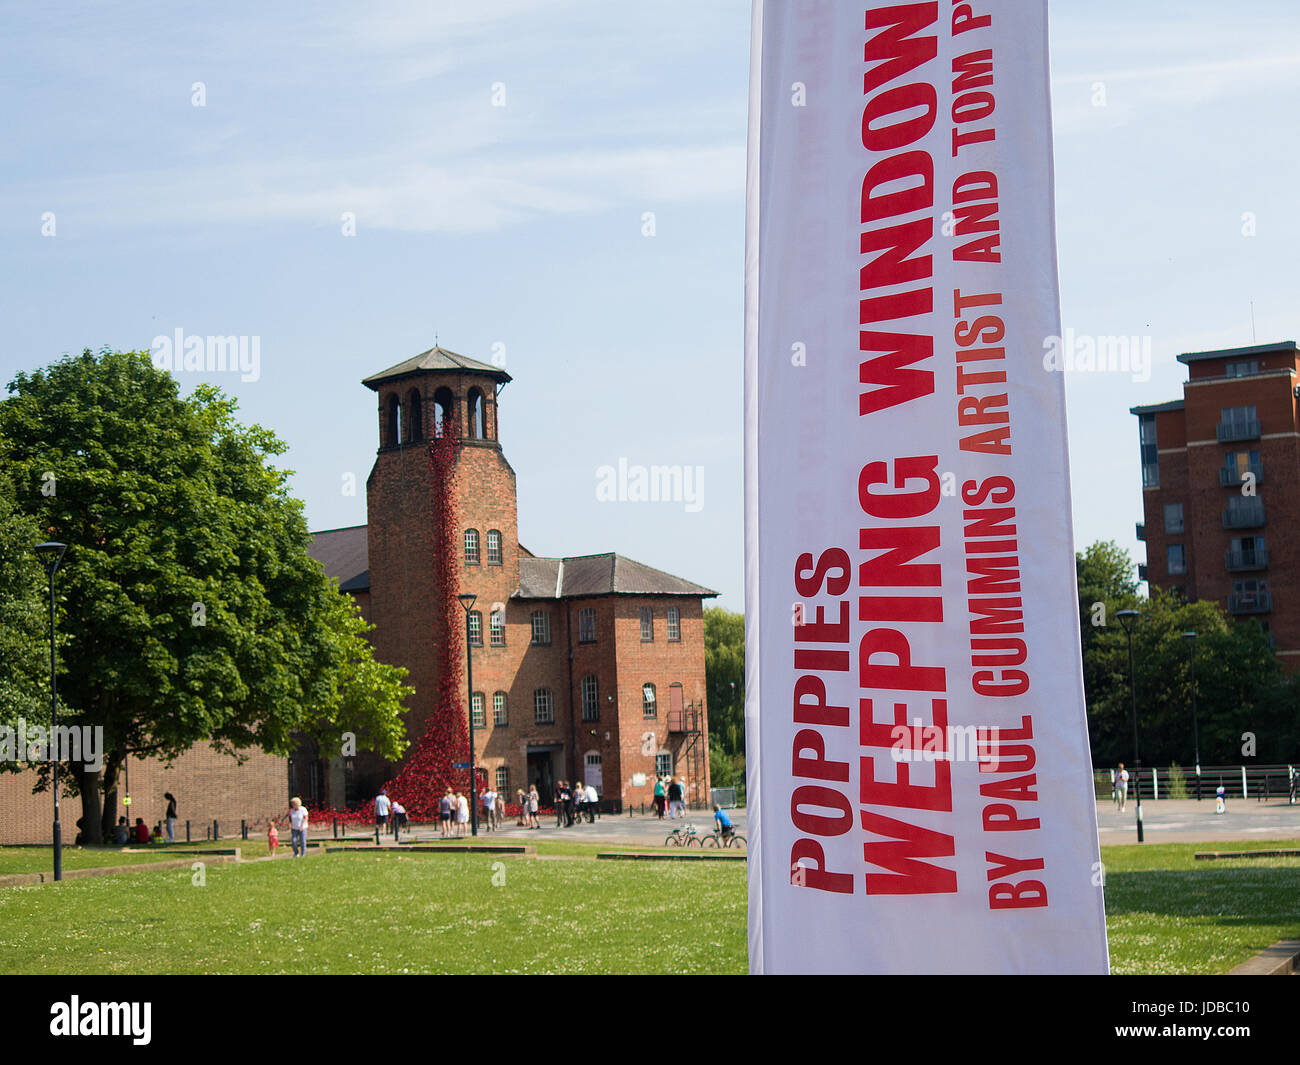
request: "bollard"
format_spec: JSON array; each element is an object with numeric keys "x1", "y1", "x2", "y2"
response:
[
  {"x1": 213, "y1": 820, "x2": 219, "y2": 841},
  {"x1": 186, "y1": 820, "x2": 191, "y2": 843},
  {"x1": 241, "y1": 819, "x2": 248, "y2": 841},
  {"x1": 333, "y1": 818, "x2": 338, "y2": 840},
  {"x1": 375, "y1": 824, "x2": 380, "y2": 846}
]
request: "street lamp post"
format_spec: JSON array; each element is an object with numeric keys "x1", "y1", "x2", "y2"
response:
[
  {"x1": 1183, "y1": 632, "x2": 1201, "y2": 801},
  {"x1": 457, "y1": 593, "x2": 479, "y2": 837},
  {"x1": 35, "y1": 542, "x2": 67, "y2": 881},
  {"x1": 1116, "y1": 609, "x2": 1143, "y2": 842}
]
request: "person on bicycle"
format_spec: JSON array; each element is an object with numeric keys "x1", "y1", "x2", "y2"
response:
[{"x1": 713, "y1": 803, "x2": 734, "y2": 841}]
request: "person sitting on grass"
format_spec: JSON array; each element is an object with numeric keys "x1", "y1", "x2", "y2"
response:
[
  {"x1": 713, "y1": 803, "x2": 734, "y2": 841},
  {"x1": 267, "y1": 818, "x2": 279, "y2": 857},
  {"x1": 113, "y1": 816, "x2": 130, "y2": 845},
  {"x1": 151, "y1": 823, "x2": 164, "y2": 844},
  {"x1": 134, "y1": 817, "x2": 150, "y2": 844}
]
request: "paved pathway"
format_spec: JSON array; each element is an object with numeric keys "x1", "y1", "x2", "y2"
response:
[{"x1": 1096, "y1": 798, "x2": 1300, "y2": 845}]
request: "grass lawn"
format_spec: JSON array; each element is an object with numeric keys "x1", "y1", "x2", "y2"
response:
[
  {"x1": 0, "y1": 852, "x2": 746, "y2": 974},
  {"x1": 0, "y1": 838, "x2": 1293, "y2": 974},
  {"x1": 1099, "y1": 839, "x2": 1300, "y2": 975}
]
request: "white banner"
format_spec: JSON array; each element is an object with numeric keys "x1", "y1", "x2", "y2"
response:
[{"x1": 744, "y1": 0, "x2": 1109, "y2": 974}]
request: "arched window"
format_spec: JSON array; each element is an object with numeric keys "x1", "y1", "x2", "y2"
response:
[
  {"x1": 464, "y1": 529, "x2": 480, "y2": 564},
  {"x1": 386, "y1": 393, "x2": 402, "y2": 447},
  {"x1": 433, "y1": 387, "x2": 453, "y2": 438},
  {"x1": 642, "y1": 682, "x2": 657, "y2": 718},
  {"x1": 468, "y1": 388, "x2": 485, "y2": 439},
  {"x1": 486, "y1": 529, "x2": 502, "y2": 565},
  {"x1": 406, "y1": 388, "x2": 423, "y2": 442},
  {"x1": 493, "y1": 691, "x2": 508, "y2": 726}
]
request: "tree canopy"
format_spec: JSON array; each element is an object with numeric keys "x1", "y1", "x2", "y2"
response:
[{"x1": 0, "y1": 349, "x2": 411, "y2": 840}]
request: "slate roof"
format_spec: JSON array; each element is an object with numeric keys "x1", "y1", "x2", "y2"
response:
[
  {"x1": 515, "y1": 553, "x2": 717, "y2": 599},
  {"x1": 362, "y1": 345, "x2": 512, "y2": 390},
  {"x1": 308, "y1": 525, "x2": 370, "y2": 592}
]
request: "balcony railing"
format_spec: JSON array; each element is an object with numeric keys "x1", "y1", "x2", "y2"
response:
[
  {"x1": 1228, "y1": 592, "x2": 1272, "y2": 614},
  {"x1": 1226, "y1": 549, "x2": 1269, "y2": 572},
  {"x1": 1222, "y1": 501, "x2": 1266, "y2": 529},
  {"x1": 1137, "y1": 563, "x2": 1148, "y2": 581},
  {"x1": 1135, "y1": 523, "x2": 1145, "y2": 541},
  {"x1": 1217, "y1": 419, "x2": 1262, "y2": 442},
  {"x1": 1220, "y1": 463, "x2": 1263, "y2": 487}
]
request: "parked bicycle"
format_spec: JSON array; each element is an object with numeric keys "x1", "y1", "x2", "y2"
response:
[
  {"x1": 702, "y1": 828, "x2": 746, "y2": 850},
  {"x1": 664, "y1": 824, "x2": 704, "y2": 847}
]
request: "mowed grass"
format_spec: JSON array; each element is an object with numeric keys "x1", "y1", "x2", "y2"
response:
[
  {"x1": 1, "y1": 838, "x2": 1294, "y2": 974},
  {"x1": 0, "y1": 852, "x2": 747, "y2": 975},
  {"x1": 1100, "y1": 840, "x2": 1300, "y2": 975}
]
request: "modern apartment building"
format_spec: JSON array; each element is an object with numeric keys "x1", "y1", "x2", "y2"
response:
[{"x1": 1131, "y1": 340, "x2": 1300, "y2": 666}]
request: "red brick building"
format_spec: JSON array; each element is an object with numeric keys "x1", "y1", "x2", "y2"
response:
[
  {"x1": 1132, "y1": 340, "x2": 1299, "y2": 665},
  {"x1": 303, "y1": 346, "x2": 717, "y2": 811}
]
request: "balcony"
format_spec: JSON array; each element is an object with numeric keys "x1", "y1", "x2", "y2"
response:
[
  {"x1": 1217, "y1": 419, "x2": 1262, "y2": 442},
  {"x1": 1226, "y1": 549, "x2": 1269, "y2": 572},
  {"x1": 1135, "y1": 523, "x2": 1145, "y2": 542},
  {"x1": 1220, "y1": 463, "x2": 1263, "y2": 487},
  {"x1": 1137, "y1": 563, "x2": 1148, "y2": 581},
  {"x1": 1222, "y1": 500, "x2": 1266, "y2": 529},
  {"x1": 1229, "y1": 591, "x2": 1272, "y2": 614}
]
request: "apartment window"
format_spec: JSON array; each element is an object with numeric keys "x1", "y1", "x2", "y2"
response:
[
  {"x1": 655, "y1": 752, "x2": 672, "y2": 778},
  {"x1": 581, "y1": 675, "x2": 599, "y2": 721},
  {"x1": 1162, "y1": 503, "x2": 1183, "y2": 534},
  {"x1": 493, "y1": 691, "x2": 508, "y2": 726},
  {"x1": 534, "y1": 689, "x2": 554, "y2": 724},
  {"x1": 495, "y1": 766, "x2": 509, "y2": 792},
  {"x1": 640, "y1": 607, "x2": 654, "y2": 642},
  {"x1": 487, "y1": 529, "x2": 502, "y2": 565},
  {"x1": 467, "y1": 610, "x2": 482, "y2": 646},
  {"x1": 1166, "y1": 544, "x2": 1186, "y2": 575},
  {"x1": 471, "y1": 692, "x2": 485, "y2": 728},
  {"x1": 578, "y1": 607, "x2": 596, "y2": 643},
  {"x1": 666, "y1": 605, "x2": 681, "y2": 642},
  {"x1": 530, "y1": 610, "x2": 551, "y2": 645},
  {"x1": 643, "y1": 682, "x2": 657, "y2": 718},
  {"x1": 1139, "y1": 414, "x2": 1159, "y2": 488},
  {"x1": 489, "y1": 609, "x2": 505, "y2": 646},
  {"x1": 1234, "y1": 578, "x2": 1268, "y2": 603},
  {"x1": 1225, "y1": 360, "x2": 1259, "y2": 377},
  {"x1": 1226, "y1": 449, "x2": 1260, "y2": 479}
]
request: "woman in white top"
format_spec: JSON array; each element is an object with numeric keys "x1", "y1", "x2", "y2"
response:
[{"x1": 456, "y1": 791, "x2": 469, "y2": 837}]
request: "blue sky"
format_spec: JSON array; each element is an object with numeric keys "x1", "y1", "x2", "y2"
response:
[{"x1": 2, "y1": 0, "x2": 1298, "y2": 611}]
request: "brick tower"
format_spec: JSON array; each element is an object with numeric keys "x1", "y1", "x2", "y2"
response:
[{"x1": 360, "y1": 346, "x2": 515, "y2": 795}]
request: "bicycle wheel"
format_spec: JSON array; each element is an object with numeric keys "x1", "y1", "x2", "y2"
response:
[
  {"x1": 701, "y1": 835, "x2": 720, "y2": 848},
  {"x1": 686, "y1": 834, "x2": 704, "y2": 848},
  {"x1": 665, "y1": 833, "x2": 681, "y2": 846},
  {"x1": 728, "y1": 834, "x2": 747, "y2": 850}
]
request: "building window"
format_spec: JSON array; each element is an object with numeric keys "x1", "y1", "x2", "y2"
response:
[
  {"x1": 1163, "y1": 503, "x2": 1183, "y2": 534},
  {"x1": 534, "y1": 689, "x2": 554, "y2": 724},
  {"x1": 643, "y1": 682, "x2": 657, "y2": 718},
  {"x1": 486, "y1": 529, "x2": 502, "y2": 565},
  {"x1": 582, "y1": 675, "x2": 599, "y2": 721},
  {"x1": 471, "y1": 692, "x2": 485, "y2": 728},
  {"x1": 467, "y1": 610, "x2": 482, "y2": 646},
  {"x1": 666, "y1": 606, "x2": 681, "y2": 642},
  {"x1": 489, "y1": 609, "x2": 505, "y2": 646},
  {"x1": 1225, "y1": 359, "x2": 1259, "y2": 377},
  {"x1": 495, "y1": 766, "x2": 509, "y2": 792},
  {"x1": 493, "y1": 691, "x2": 508, "y2": 726},
  {"x1": 531, "y1": 610, "x2": 551, "y2": 645},
  {"x1": 1139, "y1": 414, "x2": 1159, "y2": 488},
  {"x1": 464, "y1": 528, "x2": 480, "y2": 564},
  {"x1": 468, "y1": 388, "x2": 486, "y2": 439},
  {"x1": 655, "y1": 751, "x2": 672, "y2": 778},
  {"x1": 1166, "y1": 544, "x2": 1186, "y2": 575},
  {"x1": 578, "y1": 607, "x2": 596, "y2": 643},
  {"x1": 640, "y1": 607, "x2": 654, "y2": 642}
]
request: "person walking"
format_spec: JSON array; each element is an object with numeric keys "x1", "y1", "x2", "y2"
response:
[
  {"x1": 584, "y1": 781, "x2": 598, "y2": 823},
  {"x1": 439, "y1": 788, "x2": 453, "y2": 839},
  {"x1": 287, "y1": 797, "x2": 309, "y2": 858},
  {"x1": 653, "y1": 775, "x2": 667, "y2": 819},
  {"x1": 1115, "y1": 763, "x2": 1129, "y2": 812},
  {"x1": 667, "y1": 777, "x2": 684, "y2": 820},
  {"x1": 267, "y1": 818, "x2": 280, "y2": 857},
  {"x1": 163, "y1": 792, "x2": 177, "y2": 843},
  {"x1": 527, "y1": 785, "x2": 540, "y2": 829},
  {"x1": 481, "y1": 786, "x2": 496, "y2": 832},
  {"x1": 375, "y1": 788, "x2": 391, "y2": 833},
  {"x1": 455, "y1": 790, "x2": 469, "y2": 837}
]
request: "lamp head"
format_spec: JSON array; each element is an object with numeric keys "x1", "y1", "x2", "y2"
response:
[
  {"x1": 1116, "y1": 609, "x2": 1139, "y2": 634},
  {"x1": 457, "y1": 592, "x2": 477, "y2": 613},
  {"x1": 34, "y1": 541, "x2": 67, "y2": 576}
]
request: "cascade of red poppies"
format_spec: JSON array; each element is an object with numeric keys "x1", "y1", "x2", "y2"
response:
[{"x1": 308, "y1": 426, "x2": 469, "y2": 824}]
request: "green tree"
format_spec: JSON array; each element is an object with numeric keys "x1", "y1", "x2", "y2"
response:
[
  {"x1": 0, "y1": 349, "x2": 411, "y2": 842},
  {"x1": 704, "y1": 606, "x2": 744, "y2": 757},
  {"x1": 0, "y1": 468, "x2": 48, "y2": 728}
]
